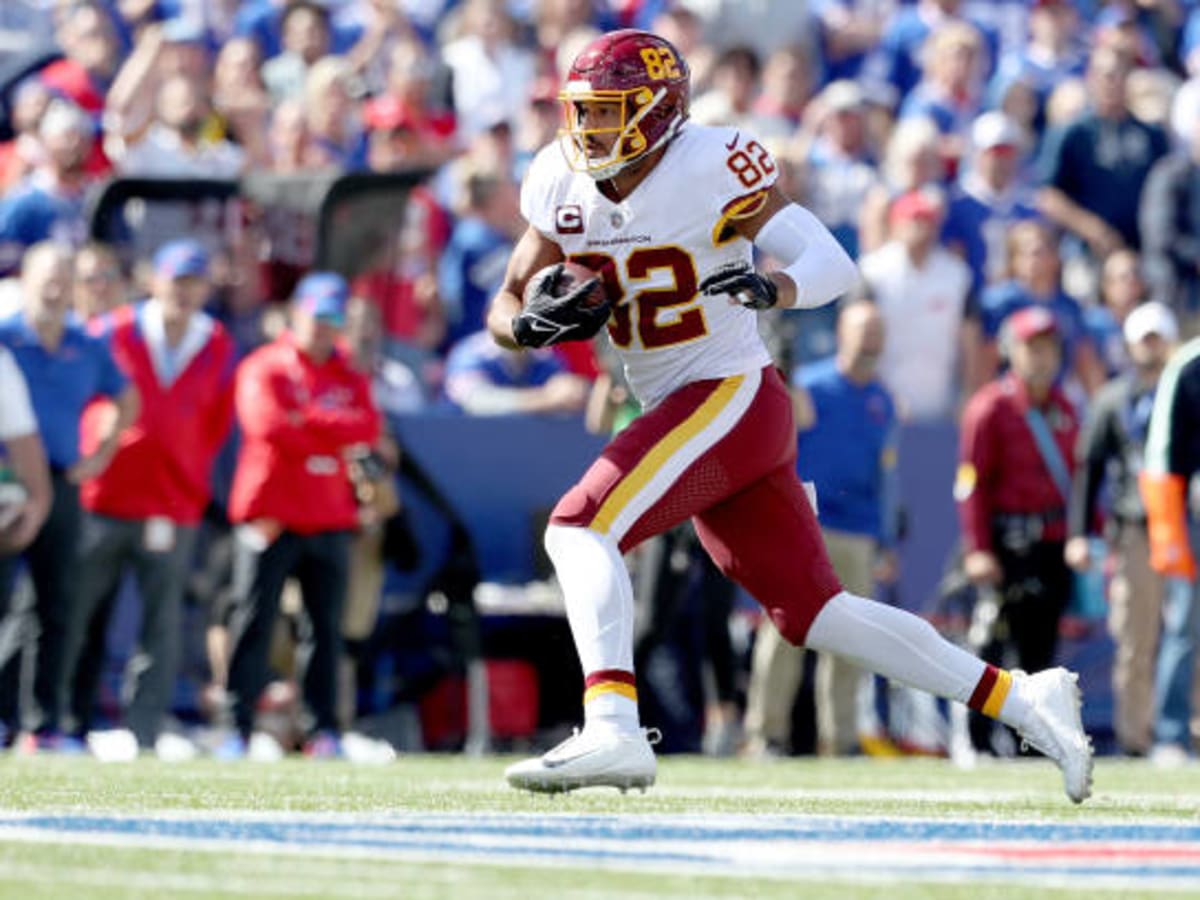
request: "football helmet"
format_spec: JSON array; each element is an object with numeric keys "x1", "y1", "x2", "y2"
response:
[{"x1": 558, "y1": 29, "x2": 690, "y2": 180}]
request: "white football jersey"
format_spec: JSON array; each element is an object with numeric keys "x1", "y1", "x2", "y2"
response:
[{"x1": 521, "y1": 123, "x2": 776, "y2": 409}]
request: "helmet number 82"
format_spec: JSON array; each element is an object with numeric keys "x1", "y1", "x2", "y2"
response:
[{"x1": 640, "y1": 47, "x2": 682, "y2": 81}]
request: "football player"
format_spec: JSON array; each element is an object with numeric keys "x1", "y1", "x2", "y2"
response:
[{"x1": 489, "y1": 29, "x2": 1093, "y2": 802}]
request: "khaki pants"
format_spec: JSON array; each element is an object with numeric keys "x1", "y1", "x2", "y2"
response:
[
  {"x1": 1108, "y1": 523, "x2": 1164, "y2": 754},
  {"x1": 743, "y1": 529, "x2": 874, "y2": 754}
]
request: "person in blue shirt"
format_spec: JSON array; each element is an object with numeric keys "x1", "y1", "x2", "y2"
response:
[
  {"x1": 438, "y1": 166, "x2": 522, "y2": 350},
  {"x1": 0, "y1": 243, "x2": 138, "y2": 751},
  {"x1": 0, "y1": 102, "x2": 94, "y2": 277},
  {"x1": 1037, "y1": 45, "x2": 1169, "y2": 259},
  {"x1": 443, "y1": 330, "x2": 587, "y2": 416},
  {"x1": 978, "y1": 219, "x2": 1106, "y2": 397},
  {"x1": 862, "y1": 0, "x2": 999, "y2": 109},
  {"x1": 744, "y1": 301, "x2": 901, "y2": 758},
  {"x1": 943, "y1": 111, "x2": 1041, "y2": 294}
]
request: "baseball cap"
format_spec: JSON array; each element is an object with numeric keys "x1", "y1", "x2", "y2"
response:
[
  {"x1": 293, "y1": 272, "x2": 349, "y2": 324},
  {"x1": 1123, "y1": 300, "x2": 1179, "y2": 344},
  {"x1": 889, "y1": 190, "x2": 942, "y2": 224},
  {"x1": 364, "y1": 97, "x2": 417, "y2": 132},
  {"x1": 1007, "y1": 305, "x2": 1059, "y2": 342},
  {"x1": 153, "y1": 239, "x2": 209, "y2": 279},
  {"x1": 822, "y1": 80, "x2": 865, "y2": 114},
  {"x1": 972, "y1": 111, "x2": 1024, "y2": 153}
]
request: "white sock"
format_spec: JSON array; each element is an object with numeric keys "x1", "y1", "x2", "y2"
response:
[
  {"x1": 544, "y1": 524, "x2": 640, "y2": 733},
  {"x1": 805, "y1": 591, "x2": 1019, "y2": 718}
]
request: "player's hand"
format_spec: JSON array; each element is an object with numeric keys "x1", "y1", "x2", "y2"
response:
[
  {"x1": 699, "y1": 262, "x2": 778, "y2": 310},
  {"x1": 513, "y1": 263, "x2": 610, "y2": 348}
]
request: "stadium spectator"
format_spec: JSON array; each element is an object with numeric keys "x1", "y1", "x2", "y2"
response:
[
  {"x1": 443, "y1": 330, "x2": 587, "y2": 416},
  {"x1": 862, "y1": 0, "x2": 996, "y2": 108},
  {"x1": 690, "y1": 45, "x2": 761, "y2": 129},
  {"x1": 441, "y1": 0, "x2": 537, "y2": 138},
  {"x1": 859, "y1": 188, "x2": 977, "y2": 421},
  {"x1": 978, "y1": 220, "x2": 1106, "y2": 399},
  {"x1": 744, "y1": 301, "x2": 899, "y2": 758},
  {"x1": 211, "y1": 37, "x2": 272, "y2": 168},
  {"x1": 814, "y1": 0, "x2": 890, "y2": 82},
  {"x1": 1140, "y1": 118, "x2": 1200, "y2": 317},
  {"x1": 223, "y1": 272, "x2": 380, "y2": 758},
  {"x1": 858, "y1": 116, "x2": 944, "y2": 254},
  {"x1": 301, "y1": 56, "x2": 367, "y2": 171},
  {"x1": 0, "y1": 347, "x2": 51, "y2": 745},
  {"x1": 898, "y1": 21, "x2": 985, "y2": 177},
  {"x1": 0, "y1": 101, "x2": 95, "y2": 275},
  {"x1": 261, "y1": 0, "x2": 335, "y2": 103},
  {"x1": 942, "y1": 111, "x2": 1039, "y2": 294},
  {"x1": 0, "y1": 79, "x2": 52, "y2": 191},
  {"x1": 41, "y1": 2, "x2": 120, "y2": 119},
  {"x1": 1037, "y1": 45, "x2": 1169, "y2": 260},
  {"x1": 0, "y1": 243, "x2": 136, "y2": 752},
  {"x1": 1140, "y1": 332, "x2": 1200, "y2": 763},
  {"x1": 957, "y1": 305, "x2": 1079, "y2": 754},
  {"x1": 60, "y1": 239, "x2": 236, "y2": 752},
  {"x1": 801, "y1": 80, "x2": 876, "y2": 259},
  {"x1": 987, "y1": 0, "x2": 1086, "y2": 135},
  {"x1": 109, "y1": 74, "x2": 246, "y2": 178},
  {"x1": 73, "y1": 241, "x2": 129, "y2": 322},
  {"x1": 751, "y1": 45, "x2": 814, "y2": 139},
  {"x1": 1068, "y1": 301, "x2": 1179, "y2": 757},
  {"x1": 104, "y1": 19, "x2": 214, "y2": 150},
  {"x1": 1088, "y1": 249, "x2": 1149, "y2": 378},
  {"x1": 438, "y1": 164, "x2": 522, "y2": 348},
  {"x1": 362, "y1": 39, "x2": 457, "y2": 168}
]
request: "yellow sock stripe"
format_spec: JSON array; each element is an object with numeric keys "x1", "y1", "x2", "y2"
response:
[
  {"x1": 981, "y1": 668, "x2": 1013, "y2": 719},
  {"x1": 584, "y1": 682, "x2": 638, "y2": 705},
  {"x1": 591, "y1": 374, "x2": 745, "y2": 536}
]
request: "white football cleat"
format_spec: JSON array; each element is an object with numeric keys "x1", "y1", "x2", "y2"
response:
[
  {"x1": 1013, "y1": 668, "x2": 1094, "y2": 803},
  {"x1": 505, "y1": 726, "x2": 658, "y2": 794}
]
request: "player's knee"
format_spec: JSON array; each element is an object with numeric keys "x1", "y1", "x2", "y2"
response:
[{"x1": 543, "y1": 522, "x2": 612, "y2": 564}]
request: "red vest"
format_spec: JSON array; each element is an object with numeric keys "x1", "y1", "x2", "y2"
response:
[{"x1": 81, "y1": 305, "x2": 235, "y2": 524}]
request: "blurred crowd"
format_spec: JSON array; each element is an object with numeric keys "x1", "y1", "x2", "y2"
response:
[{"x1": 0, "y1": 0, "x2": 1198, "y2": 763}]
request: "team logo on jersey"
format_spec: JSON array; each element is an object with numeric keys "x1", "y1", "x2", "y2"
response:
[{"x1": 555, "y1": 205, "x2": 584, "y2": 234}]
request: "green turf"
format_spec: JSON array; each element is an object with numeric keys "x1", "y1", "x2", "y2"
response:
[{"x1": 0, "y1": 755, "x2": 1194, "y2": 898}]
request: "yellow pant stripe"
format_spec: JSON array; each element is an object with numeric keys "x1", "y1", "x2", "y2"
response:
[
  {"x1": 584, "y1": 682, "x2": 639, "y2": 705},
  {"x1": 981, "y1": 668, "x2": 1013, "y2": 719},
  {"x1": 591, "y1": 374, "x2": 744, "y2": 536}
]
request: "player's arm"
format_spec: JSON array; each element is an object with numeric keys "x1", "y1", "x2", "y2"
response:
[
  {"x1": 486, "y1": 225, "x2": 564, "y2": 350},
  {"x1": 700, "y1": 184, "x2": 860, "y2": 311}
]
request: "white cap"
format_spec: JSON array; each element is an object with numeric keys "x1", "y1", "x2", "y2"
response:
[
  {"x1": 1123, "y1": 300, "x2": 1179, "y2": 344},
  {"x1": 822, "y1": 80, "x2": 865, "y2": 113},
  {"x1": 971, "y1": 111, "x2": 1024, "y2": 152}
]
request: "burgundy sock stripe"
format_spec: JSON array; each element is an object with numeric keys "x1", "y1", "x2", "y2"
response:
[
  {"x1": 968, "y1": 665, "x2": 999, "y2": 712},
  {"x1": 585, "y1": 669, "x2": 636, "y2": 689}
]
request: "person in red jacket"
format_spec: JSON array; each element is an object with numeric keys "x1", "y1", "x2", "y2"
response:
[
  {"x1": 60, "y1": 239, "x2": 235, "y2": 753},
  {"x1": 955, "y1": 305, "x2": 1080, "y2": 755},
  {"x1": 222, "y1": 272, "x2": 381, "y2": 758}
]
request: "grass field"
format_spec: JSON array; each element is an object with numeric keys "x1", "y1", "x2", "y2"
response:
[{"x1": 0, "y1": 754, "x2": 1197, "y2": 898}]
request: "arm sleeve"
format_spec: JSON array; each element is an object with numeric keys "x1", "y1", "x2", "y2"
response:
[
  {"x1": 0, "y1": 347, "x2": 35, "y2": 439},
  {"x1": 753, "y1": 203, "x2": 861, "y2": 308}
]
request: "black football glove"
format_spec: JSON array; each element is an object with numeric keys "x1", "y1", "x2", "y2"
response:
[
  {"x1": 512, "y1": 263, "x2": 611, "y2": 348},
  {"x1": 699, "y1": 262, "x2": 779, "y2": 310}
]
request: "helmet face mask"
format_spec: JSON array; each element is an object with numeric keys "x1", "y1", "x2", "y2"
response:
[{"x1": 557, "y1": 30, "x2": 690, "y2": 181}]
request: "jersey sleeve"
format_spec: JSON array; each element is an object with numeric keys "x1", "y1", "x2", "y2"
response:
[
  {"x1": 699, "y1": 127, "x2": 781, "y2": 246},
  {"x1": 519, "y1": 143, "x2": 567, "y2": 237},
  {"x1": 0, "y1": 346, "x2": 36, "y2": 440}
]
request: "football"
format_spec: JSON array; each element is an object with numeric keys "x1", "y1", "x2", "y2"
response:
[{"x1": 525, "y1": 261, "x2": 607, "y2": 308}]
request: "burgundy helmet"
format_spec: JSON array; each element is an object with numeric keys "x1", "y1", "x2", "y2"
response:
[{"x1": 558, "y1": 29, "x2": 691, "y2": 179}]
